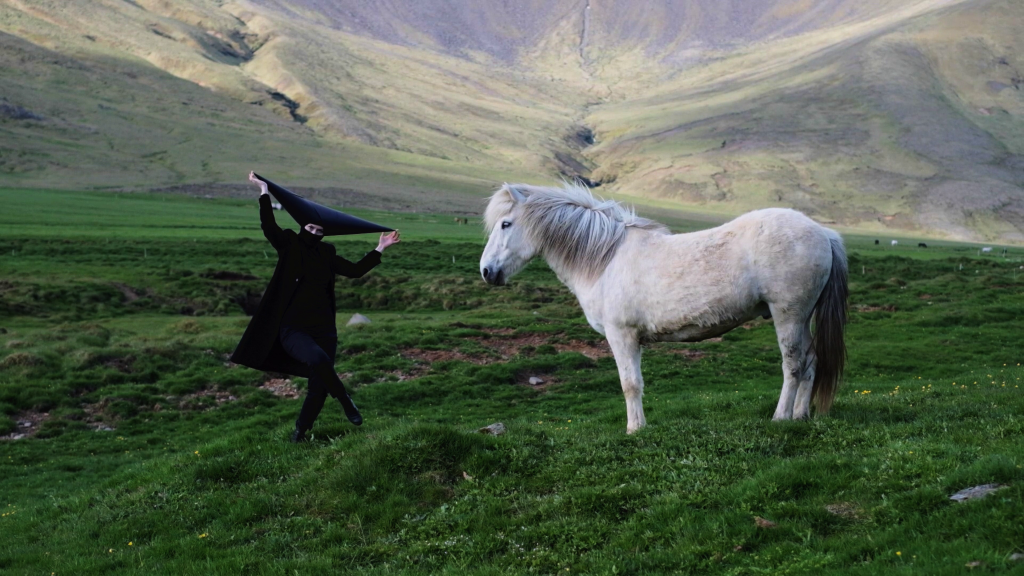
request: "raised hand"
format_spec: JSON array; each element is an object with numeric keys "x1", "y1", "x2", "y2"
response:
[
  {"x1": 376, "y1": 230, "x2": 400, "y2": 253},
  {"x1": 249, "y1": 171, "x2": 269, "y2": 196}
]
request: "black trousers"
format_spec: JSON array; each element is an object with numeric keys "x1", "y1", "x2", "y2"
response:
[{"x1": 279, "y1": 325, "x2": 347, "y2": 432}]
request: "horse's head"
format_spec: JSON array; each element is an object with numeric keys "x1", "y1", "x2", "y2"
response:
[{"x1": 480, "y1": 184, "x2": 537, "y2": 286}]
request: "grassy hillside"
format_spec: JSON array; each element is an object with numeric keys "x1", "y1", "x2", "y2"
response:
[
  {"x1": 0, "y1": 0, "x2": 1022, "y2": 241},
  {"x1": 2, "y1": 190, "x2": 1023, "y2": 574}
]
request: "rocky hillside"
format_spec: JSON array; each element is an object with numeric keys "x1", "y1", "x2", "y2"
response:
[{"x1": 0, "y1": 0, "x2": 1021, "y2": 241}]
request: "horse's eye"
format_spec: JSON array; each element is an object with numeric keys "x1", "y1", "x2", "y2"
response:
[{"x1": 501, "y1": 221, "x2": 512, "y2": 229}]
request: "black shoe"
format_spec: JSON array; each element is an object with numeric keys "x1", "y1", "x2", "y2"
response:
[
  {"x1": 291, "y1": 428, "x2": 308, "y2": 443},
  {"x1": 339, "y1": 394, "x2": 363, "y2": 426}
]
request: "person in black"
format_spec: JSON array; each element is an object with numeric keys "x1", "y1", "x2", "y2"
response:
[{"x1": 231, "y1": 172, "x2": 400, "y2": 442}]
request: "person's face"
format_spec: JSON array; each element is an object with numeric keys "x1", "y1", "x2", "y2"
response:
[{"x1": 304, "y1": 223, "x2": 324, "y2": 236}]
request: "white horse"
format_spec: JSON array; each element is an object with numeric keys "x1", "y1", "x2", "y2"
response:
[{"x1": 480, "y1": 183, "x2": 848, "y2": 433}]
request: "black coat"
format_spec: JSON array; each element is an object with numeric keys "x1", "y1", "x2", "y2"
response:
[{"x1": 231, "y1": 194, "x2": 381, "y2": 377}]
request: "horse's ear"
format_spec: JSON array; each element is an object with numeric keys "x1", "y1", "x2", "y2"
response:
[{"x1": 506, "y1": 185, "x2": 527, "y2": 204}]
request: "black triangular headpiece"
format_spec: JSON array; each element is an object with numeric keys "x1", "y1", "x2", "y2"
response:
[{"x1": 254, "y1": 173, "x2": 393, "y2": 236}]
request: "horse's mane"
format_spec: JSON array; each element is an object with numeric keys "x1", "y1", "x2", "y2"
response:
[{"x1": 485, "y1": 182, "x2": 669, "y2": 279}]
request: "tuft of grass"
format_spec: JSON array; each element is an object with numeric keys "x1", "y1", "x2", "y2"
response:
[
  {"x1": 170, "y1": 319, "x2": 204, "y2": 335},
  {"x1": 0, "y1": 352, "x2": 41, "y2": 368}
]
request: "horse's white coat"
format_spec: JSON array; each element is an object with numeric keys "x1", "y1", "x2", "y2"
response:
[{"x1": 481, "y1": 183, "x2": 847, "y2": 433}]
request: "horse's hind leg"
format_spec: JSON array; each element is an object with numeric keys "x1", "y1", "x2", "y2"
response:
[
  {"x1": 606, "y1": 326, "x2": 646, "y2": 434},
  {"x1": 792, "y1": 324, "x2": 817, "y2": 420},
  {"x1": 771, "y1": 309, "x2": 811, "y2": 421}
]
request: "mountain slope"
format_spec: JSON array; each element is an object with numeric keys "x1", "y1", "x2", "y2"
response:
[
  {"x1": 584, "y1": 0, "x2": 1024, "y2": 240},
  {"x1": 0, "y1": 0, "x2": 1021, "y2": 240},
  {"x1": 585, "y1": 0, "x2": 1023, "y2": 240}
]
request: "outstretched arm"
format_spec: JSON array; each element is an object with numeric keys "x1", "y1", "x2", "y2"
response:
[
  {"x1": 330, "y1": 249, "x2": 381, "y2": 278},
  {"x1": 251, "y1": 171, "x2": 287, "y2": 252},
  {"x1": 330, "y1": 231, "x2": 400, "y2": 278}
]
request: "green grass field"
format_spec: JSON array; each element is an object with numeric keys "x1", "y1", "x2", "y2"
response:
[{"x1": 1, "y1": 190, "x2": 1023, "y2": 574}]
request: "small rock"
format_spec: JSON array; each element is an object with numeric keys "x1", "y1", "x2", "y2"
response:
[
  {"x1": 347, "y1": 313, "x2": 371, "y2": 326},
  {"x1": 478, "y1": 422, "x2": 506, "y2": 436},
  {"x1": 754, "y1": 516, "x2": 777, "y2": 529},
  {"x1": 1009, "y1": 553, "x2": 1024, "y2": 562},
  {"x1": 965, "y1": 561, "x2": 984, "y2": 568},
  {"x1": 528, "y1": 376, "x2": 545, "y2": 386},
  {"x1": 950, "y1": 484, "x2": 1007, "y2": 502}
]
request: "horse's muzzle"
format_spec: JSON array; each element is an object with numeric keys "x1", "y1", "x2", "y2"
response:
[{"x1": 481, "y1": 266, "x2": 505, "y2": 286}]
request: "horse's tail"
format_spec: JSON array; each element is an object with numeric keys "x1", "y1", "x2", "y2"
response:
[{"x1": 811, "y1": 231, "x2": 848, "y2": 414}]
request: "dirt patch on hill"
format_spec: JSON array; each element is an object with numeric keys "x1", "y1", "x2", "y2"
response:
[
  {"x1": 103, "y1": 355, "x2": 136, "y2": 373},
  {"x1": 825, "y1": 502, "x2": 864, "y2": 519},
  {"x1": 81, "y1": 401, "x2": 113, "y2": 430},
  {"x1": 401, "y1": 348, "x2": 489, "y2": 366},
  {"x1": 112, "y1": 282, "x2": 140, "y2": 303},
  {"x1": 394, "y1": 332, "x2": 715, "y2": 380},
  {"x1": 403, "y1": 332, "x2": 612, "y2": 367},
  {"x1": 554, "y1": 339, "x2": 611, "y2": 359},
  {"x1": 854, "y1": 304, "x2": 897, "y2": 312},
  {"x1": 664, "y1": 348, "x2": 707, "y2": 360},
  {"x1": 377, "y1": 369, "x2": 428, "y2": 382},
  {"x1": 260, "y1": 378, "x2": 302, "y2": 399},
  {"x1": 480, "y1": 327, "x2": 517, "y2": 336},
  {"x1": 1, "y1": 410, "x2": 51, "y2": 440},
  {"x1": 473, "y1": 333, "x2": 612, "y2": 359},
  {"x1": 177, "y1": 389, "x2": 237, "y2": 410}
]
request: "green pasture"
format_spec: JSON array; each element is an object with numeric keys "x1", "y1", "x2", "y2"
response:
[
  {"x1": 1, "y1": 190, "x2": 1022, "y2": 574},
  {"x1": 0, "y1": 188, "x2": 487, "y2": 242}
]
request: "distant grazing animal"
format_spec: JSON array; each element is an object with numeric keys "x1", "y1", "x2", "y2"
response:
[
  {"x1": 874, "y1": 239, "x2": 879, "y2": 245},
  {"x1": 480, "y1": 183, "x2": 848, "y2": 433},
  {"x1": 981, "y1": 247, "x2": 993, "y2": 253},
  {"x1": 918, "y1": 243, "x2": 928, "y2": 248},
  {"x1": 891, "y1": 240, "x2": 898, "y2": 246}
]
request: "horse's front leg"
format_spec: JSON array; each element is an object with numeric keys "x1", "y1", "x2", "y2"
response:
[{"x1": 605, "y1": 326, "x2": 645, "y2": 434}]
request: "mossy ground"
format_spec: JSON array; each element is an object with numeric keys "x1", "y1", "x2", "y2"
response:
[{"x1": 1, "y1": 190, "x2": 1022, "y2": 574}]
